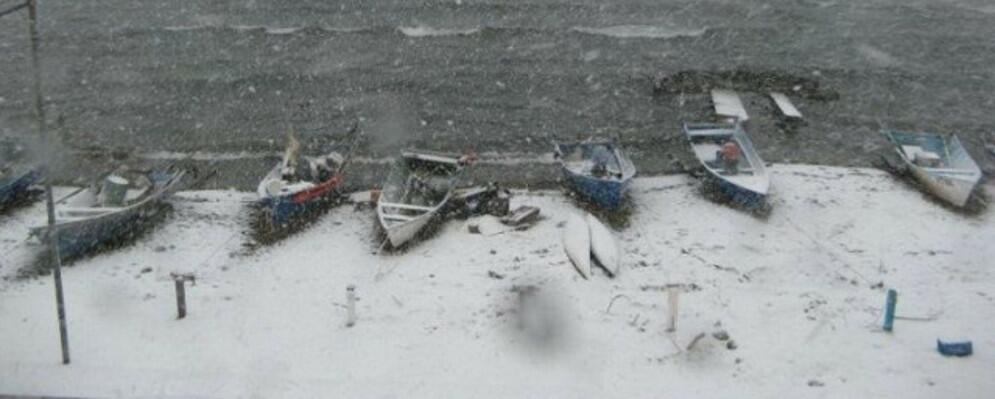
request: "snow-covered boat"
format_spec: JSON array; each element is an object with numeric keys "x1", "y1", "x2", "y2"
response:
[
  {"x1": 256, "y1": 127, "x2": 354, "y2": 230},
  {"x1": 684, "y1": 122, "x2": 770, "y2": 209},
  {"x1": 377, "y1": 150, "x2": 472, "y2": 248},
  {"x1": 0, "y1": 166, "x2": 41, "y2": 209},
  {"x1": 0, "y1": 139, "x2": 42, "y2": 209},
  {"x1": 553, "y1": 139, "x2": 636, "y2": 210},
  {"x1": 29, "y1": 166, "x2": 187, "y2": 261},
  {"x1": 884, "y1": 130, "x2": 981, "y2": 208}
]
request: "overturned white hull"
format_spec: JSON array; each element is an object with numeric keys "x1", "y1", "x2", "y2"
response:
[
  {"x1": 586, "y1": 213, "x2": 620, "y2": 276},
  {"x1": 562, "y1": 212, "x2": 591, "y2": 279}
]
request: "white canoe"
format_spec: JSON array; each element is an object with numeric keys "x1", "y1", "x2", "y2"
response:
[
  {"x1": 562, "y1": 212, "x2": 591, "y2": 279},
  {"x1": 586, "y1": 213, "x2": 620, "y2": 277}
]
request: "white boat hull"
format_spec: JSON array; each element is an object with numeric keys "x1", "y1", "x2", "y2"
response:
[
  {"x1": 562, "y1": 212, "x2": 591, "y2": 279},
  {"x1": 381, "y1": 212, "x2": 434, "y2": 248},
  {"x1": 908, "y1": 165, "x2": 977, "y2": 208},
  {"x1": 586, "y1": 213, "x2": 620, "y2": 276}
]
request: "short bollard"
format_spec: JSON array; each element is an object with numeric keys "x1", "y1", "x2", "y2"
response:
[
  {"x1": 667, "y1": 289, "x2": 680, "y2": 333},
  {"x1": 883, "y1": 289, "x2": 897, "y2": 332},
  {"x1": 346, "y1": 285, "x2": 356, "y2": 327},
  {"x1": 171, "y1": 273, "x2": 196, "y2": 320}
]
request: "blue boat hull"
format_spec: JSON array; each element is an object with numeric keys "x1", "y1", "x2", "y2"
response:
[
  {"x1": 708, "y1": 174, "x2": 767, "y2": 210},
  {"x1": 52, "y1": 206, "x2": 161, "y2": 261},
  {"x1": 562, "y1": 168, "x2": 631, "y2": 210},
  {"x1": 258, "y1": 193, "x2": 336, "y2": 230},
  {"x1": 0, "y1": 169, "x2": 41, "y2": 208}
]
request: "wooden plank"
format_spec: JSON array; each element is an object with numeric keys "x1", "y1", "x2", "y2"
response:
[
  {"x1": 769, "y1": 92, "x2": 803, "y2": 119},
  {"x1": 711, "y1": 89, "x2": 749, "y2": 121}
]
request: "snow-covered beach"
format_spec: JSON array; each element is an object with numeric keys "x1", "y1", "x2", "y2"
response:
[{"x1": 1, "y1": 164, "x2": 993, "y2": 398}]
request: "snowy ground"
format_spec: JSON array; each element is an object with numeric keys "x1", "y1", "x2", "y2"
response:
[{"x1": 1, "y1": 164, "x2": 993, "y2": 398}]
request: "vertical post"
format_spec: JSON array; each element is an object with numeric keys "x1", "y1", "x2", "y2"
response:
[
  {"x1": 26, "y1": 0, "x2": 45, "y2": 137},
  {"x1": 26, "y1": 0, "x2": 70, "y2": 365},
  {"x1": 346, "y1": 285, "x2": 356, "y2": 327},
  {"x1": 666, "y1": 289, "x2": 680, "y2": 333},
  {"x1": 883, "y1": 289, "x2": 897, "y2": 332},
  {"x1": 174, "y1": 278, "x2": 186, "y2": 319}
]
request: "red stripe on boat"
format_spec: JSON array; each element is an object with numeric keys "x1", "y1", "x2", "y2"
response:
[{"x1": 293, "y1": 174, "x2": 344, "y2": 204}]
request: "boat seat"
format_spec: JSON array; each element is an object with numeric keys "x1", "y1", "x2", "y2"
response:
[
  {"x1": 58, "y1": 207, "x2": 117, "y2": 219},
  {"x1": 380, "y1": 202, "x2": 434, "y2": 212},
  {"x1": 382, "y1": 214, "x2": 415, "y2": 222}
]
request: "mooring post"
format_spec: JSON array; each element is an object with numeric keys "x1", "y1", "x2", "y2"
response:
[
  {"x1": 883, "y1": 289, "x2": 897, "y2": 332},
  {"x1": 346, "y1": 285, "x2": 356, "y2": 327},
  {"x1": 175, "y1": 279, "x2": 186, "y2": 319},
  {"x1": 172, "y1": 273, "x2": 195, "y2": 320},
  {"x1": 667, "y1": 289, "x2": 680, "y2": 333}
]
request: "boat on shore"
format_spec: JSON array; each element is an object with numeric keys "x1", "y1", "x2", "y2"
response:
[
  {"x1": 0, "y1": 139, "x2": 42, "y2": 210},
  {"x1": 376, "y1": 149, "x2": 472, "y2": 248},
  {"x1": 256, "y1": 126, "x2": 357, "y2": 231},
  {"x1": 28, "y1": 166, "x2": 188, "y2": 262},
  {"x1": 684, "y1": 122, "x2": 770, "y2": 209},
  {"x1": 553, "y1": 139, "x2": 636, "y2": 210},
  {"x1": 884, "y1": 130, "x2": 981, "y2": 208}
]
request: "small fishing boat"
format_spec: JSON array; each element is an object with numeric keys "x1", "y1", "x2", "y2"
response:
[
  {"x1": 256, "y1": 127, "x2": 357, "y2": 230},
  {"x1": 684, "y1": 122, "x2": 770, "y2": 209},
  {"x1": 29, "y1": 166, "x2": 187, "y2": 261},
  {"x1": 553, "y1": 139, "x2": 636, "y2": 210},
  {"x1": 0, "y1": 166, "x2": 41, "y2": 209},
  {"x1": 0, "y1": 139, "x2": 42, "y2": 209},
  {"x1": 884, "y1": 130, "x2": 981, "y2": 208},
  {"x1": 377, "y1": 149, "x2": 471, "y2": 248}
]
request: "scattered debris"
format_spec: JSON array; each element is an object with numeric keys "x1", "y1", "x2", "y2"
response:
[
  {"x1": 769, "y1": 92, "x2": 803, "y2": 119},
  {"x1": 937, "y1": 340, "x2": 972, "y2": 357},
  {"x1": 711, "y1": 89, "x2": 749, "y2": 121},
  {"x1": 652, "y1": 69, "x2": 839, "y2": 101},
  {"x1": 685, "y1": 332, "x2": 707, "y2": 351},
  {"x1": 449, "y1": 183, "x2": 510, "y2": 219},
  {"x1": 501, "y1": 205, "x2": 540, "y2": 226},
  {"x1": 605, "y1": 294, "x2": 631, "y2": 313}
]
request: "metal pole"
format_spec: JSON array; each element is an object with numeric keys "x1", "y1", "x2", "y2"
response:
[{"x1": 26, "y1": 0, "x2": 70, "y2": 364}]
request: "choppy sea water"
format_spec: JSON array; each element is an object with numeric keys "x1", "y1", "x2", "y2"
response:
[{"x1": 1, "y1": 0, "x2": 993, "y2": 188}]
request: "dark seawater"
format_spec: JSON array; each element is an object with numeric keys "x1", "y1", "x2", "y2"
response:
[{"x1": 1, "y1": 0, "x2": 994, "y2": 189}]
